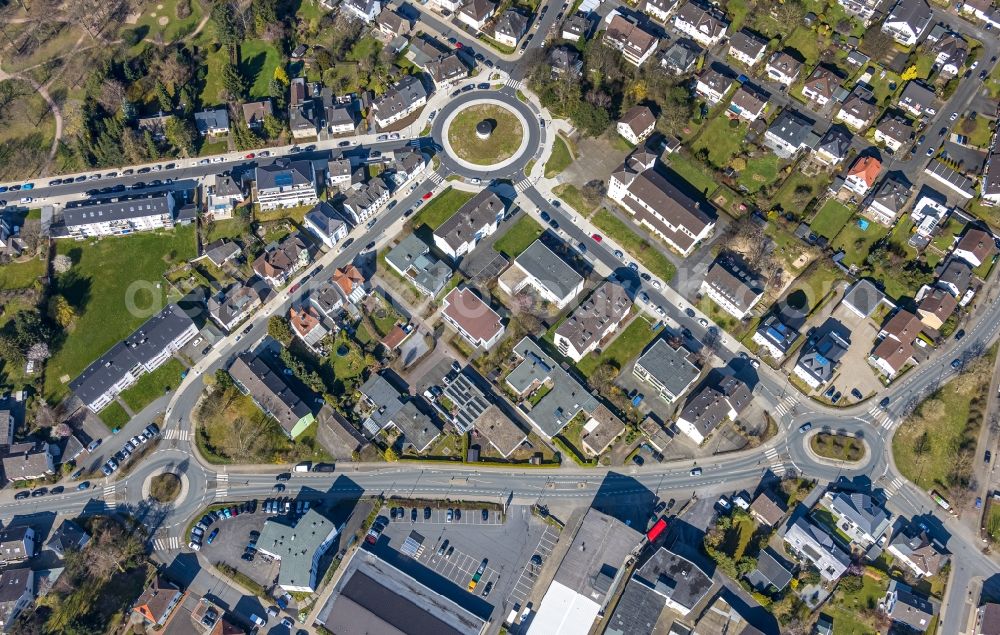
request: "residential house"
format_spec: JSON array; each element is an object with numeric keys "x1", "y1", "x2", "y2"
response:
[
  {"x1": 835, "y1": 91, "x2": 879, "y2": 131},
  {"x1": 828, "y1": 491, "x2": 892, "y2": 546},
  {"x1": 252, "y1": 234, "x2": 309, "y2": 286},
  {"x1": 242, "y1": 100, "x2": 273, "y2": 130},
  {"x1": 700, "y1": 254, "x2": 764, "y2": 320},
  {"x1": 604, "y1": 14, "x2": 660, "y2": 67},
  {"x1": 838, "y1": 0, "x2": 880, "y2": 23},
  {"x1": 432, "y1": 189, "x2": 505, "y2": 261},
  {"x1": 952, "y1": 227, "x2": 996, "y2": 268},
  {"x1": 815, "y1": 125, "x2": 852, "y2": 166},
  {"x1": 312, "y1": 265, "x2": 367, "y2": 318},
  {"x1": 746, "y1": 549, "x2": 793, "y2": 593},
  {"x1": 783, "y1": 517, "x2": 850, "y2": 581},
  {"x1": 883, "y1": 580, "x2": 936, "y2": 633},
  {"x1": 376, "y1": 8, "x2": 410, "y2": 36},
  {"x1": 866, "y1": 173, "x2": 912, "y2": 225},
  {"x1": 44, "y1": 520, "x2": 90, "y2": 558},
  {"x1": 357, "y1": 374, "x2": 442, "y2": 451},
  {"x1": 633, "y1": 338, "x2": 700, "y2": 403},
  {"x1": 289, "y1": 305, "x2": 329, "y2": 352},
  {"x1": 764, "y1": 108, "x2": 816, "y2": 159},
  {"x1": 326, "y1": 158, "x2": 353, "y2": 188},
  {"x1": 494, "y1": 10, "x2": 529, "y2": 47},
  {"x1": 910, "y1": 189, "x2": 951, "y2": 238},
  {"x1": 937, "y1": 257, "x2": 972, "y2": 297},
  {"x1": 728, "y1": 83, "x2": 768, "y2": 122},
  {"x1": 550, "y1": 46, "x2": 584, "y2": 76},
  {"x1": 728, "y1": 30, "x2": 767, "y2": 67},
  {"x1": 341, "y1": 178, "x2": 391, "y2": 225},
  {"x1": 208, "y1": 284, "x2": 263, "y2": 332},
  {"x1": 554, "y1": 281, "x2": 632, "y2": 362},
  {"x1": 194, "y1": 108, "x2": 230, "y2": 136},
  {"x1": 752, "y1": 315, "x2": 800, "y2": 360},
  {"x1": 0, "y1": 526, "x2": 35, "y2": 562},
  {"x1": 846, "y1": 49, "x2": 870, "y2": 67},
  {"x1": 983, "y1": 130, "x2": 1000, "y2": 207},
  {"x1": 426, "y1": 53, "x2": 469, "y2": 88},
  {"x1": 794, "y1": 326, "x2": 850, "y2": 388},
  {"x1": 387, "y1": 148, "x2": 426, "y2": 189},
  {"x1": 255, "y1": 159, "x2": 318, "y2": 211},
  {"x1": 229, "y1": 353, "x2": 315, "y2": 439},
  {"x1": 765, "y1": 51, "x2": 803, "y2": 86},
  {"x1": 900, "y1": 82, "x2": 938, "y2": 120},
  {"x1": 303, "y1": 201, "x2": 348, "y2": 249},
  {"x1": 676, "y1": 374, "x2": 752, "y2": 444},
  {"x1": 645, "y1": 0, "x2": 674, "y2": 22},
  {"x1": 498, "y1": 240, "x2": 584, "y2": 309},
  {"x1": 433, "y1": 0, "x2": 462, "y2": 11},
  {"x1": 136, "y1": 113, "x2": 172, "y2": 140},
  {"x1": 561, "y1": 13, "x2": 590, "y2": 41},
  {"x1": 749, "y1": 490, "x2": 787, "y2": 527},
  {"x1": 694, "y1": 68, "x2": 733, "y2": 104},
  {"x1": 801, "y1": 66, "x2": 842, "y2": 107},
  {"x1": 289, "y1": 78, "x2": 319, "y2": 139},
  {"x1": 0, "y1": 568, "x2": 33, "y2": 633},
  {"x1": 672, "y1": 2, "x2": 729, "y2": 47},
  {"x1": 917, "y1": 286, "x2": 957, "y2": 330},
  {"x1": 69, "y1": 304, "x2": 196, "y2": 412},
  {"x1": 887, "y1": 521, "x2": 948, "y2": 578},
  {"x1": 0, "y1": 410, "x2": 13, "y2": 448},
  {"x1": 457, "y1": 0, "x2": 497, "y2": 31},
  {"x1": 257, "y1": 509, "x2": 340, "y2": 593},
  {"x1": 385, "y1": 234, "x2": 453, "y2": 296},
  {"x1": 660, "y1": 38, "x2": 702, "y2": 74},
  {"x1": 343, "y1": 0, "x2": 381, "y2": 21},
  {"x1": 874, "y1": 115, "x2": 914, "y2": 152},
  {"x1": 203, "y1": 238, "x2": 246, "y2": 268},
  {"x1": 580, "y1": 405, "x2": 626, "y2": 456},
  {"x1": 206, "y1": 173, "x2": 246, "y2": 219},
  {"x1": 608, "y1": 151, "x2": 716, "y2": 256},
  {"x1": 440, "y1": 287, "x2": 505, "y2": 349},
  {"x1": 617, "y1": 105, "x2": 657, "y2": 145},
  {"x1": 934, "y1": 32, "x2": 969, "y2": 76},
  {"x1": 881, "y1": 0, "x2": 932, "y2": 46},
  {"x1": 977, "y1": 603, "x2": 1000, "y2": 635},
  {"x1": 844, "y1": 155, "x2": 882, "y2": 195},
  {"x1": 961, "y1": 0, "x2": 1000, "y2": 28},
  {"x1": 325, "y1": 98, "x2": 356, "y2": 135},
  {"x1": 372, "y1": 75, "x2": 427, "y2": 129},
  {"x1": 869, "y1": 309, "x2": 923, "y2": 378},
  {"x1": 133, "y1": 577, "x2": 183, "y2": 626}
]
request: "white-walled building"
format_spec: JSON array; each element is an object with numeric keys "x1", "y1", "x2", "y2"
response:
[
  {"x1": 432, "y1": 189, "x2": 505, "y2": 261},
  {"x1": 255, "y1": 160, "x2": 318, "y2": 211}
]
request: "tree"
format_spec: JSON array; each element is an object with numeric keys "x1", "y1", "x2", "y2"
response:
[
  {"x1": 272, "y1": 65, "x2": 290, "y2": 87},
  {"x1": 27, "y1": 342, "x2": 50, "y2": 362},
  {"x1": 155, "y1": 82, "x2": 173, "y2": 113},
  {"x1": 262, "y1": 114, "x2": 284, "y2": 139},
  {"x1": 97, "y1": 79, "x2": 127, "y2": 114},
  {"x1": 900, "y1": 64, "x2": 918, "y2": 81},
  {"x1": 210, "y1": 0, "x2": 241, "y2": 46},
  {"x1": 48, "y1": 295, "x2": 77, "y2": 329},
  {"x1": 165, "y1": 117, "x2": 198, "y2": 157},
  {"x1": 268, "y1": 316, "x2": 294, "y2": 346},
  {"x1": 214, "y1": 369, "x2": 235, "y2": 391},
  {"x1": 861, "y1": 25, "x2": 895, "y2": 60},
  {"x1": 221, "y1": 58, "x2": 247, "y2": 100}
]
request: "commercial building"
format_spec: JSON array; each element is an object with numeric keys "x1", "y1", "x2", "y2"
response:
[
  {"x1": 440, "y1": 287, "x2": 504, "y2": 350},
  {"x1": 554, "y1": 281, "x2": 632, "y2": 362},
  {"x1": 255, "y1": 160, "x2": 318, "y2": 211},
  {"x1": 69, "y1": 304, "x2": 197, "y2": 412},
  {"x1": 228, "y1": 353, "x2": 315, "y2": 439},
  {"x1": 498, "y1": 240, "x2": 584, "y2": 309},
  {"x1": 432, "y1": 190, "x2": 505, "y2": 261},
  {"x1": 633, "y1": 338, "x2": 700, "y2": 403},
  {"x1": 257, "y1": 509, "x2": 339, "y2": 593}
]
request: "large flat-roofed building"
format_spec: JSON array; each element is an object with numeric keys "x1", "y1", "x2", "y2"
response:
[
  {"x1": 257, "y1": 509, "x2": 339, "y2": 593},
  {"x1": 498, "y1": 240, "x2": 584, "y2": 309},
  {"x1": 63, "y1": 192, "x2": 178, "y2": 238},
  {"x1": 70, "y1": 303, "x2": 197, "y2": 412},
  {"x1": 554, "y1": 281, "x2": 632, "y2": 362},
  {"x1": 528, "y1": 509, "x2": 643, "y2": 635},
  {"x1": 432, "y1": 190, "x2": 505, "y2": 261},
  {"x1": 228, "y1": 353, "x2": 315, "y2": 439},
  {"x1": 633, "y1": 339, "x2": 700, "y2": 403},
  {"x1": 315, "y1": 544, "x2": 488, "y2": 635},
  {"x1": 609, "y1": 152, "x2": 716, "y2": 257},
  {"x1": 255, "y1": 160, "x2": 318, "y2": 211},
  {"x1": 440, "y1": 287, "x2": 504, "y2": 350}
]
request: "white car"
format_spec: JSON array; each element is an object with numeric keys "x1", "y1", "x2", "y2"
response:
[
  {"x1": 698, "y1": 318, "x2": 709, "y2": 327},
  {"x1": 652, "y1": 280, "x2": 662, "y2": 290},
  {"x1": 656, "y1": 306, "x2": 666, "y2": 317}
]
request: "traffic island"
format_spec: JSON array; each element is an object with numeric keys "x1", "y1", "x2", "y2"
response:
[
  {"x1": 445, "y1": 104, "x2": 524, "y2": 166},
  {"x1": 149, "y1": 473, "x2": 181, "y2": 503},
  {"x1": 808, "y1": 431, "x2": 868, "y2": 464}
]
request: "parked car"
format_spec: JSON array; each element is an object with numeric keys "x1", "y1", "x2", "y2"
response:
[
  {"x1": 690, "y1": 467, "x2": 702, "y2": 476},
  {"x1": 438, "y1": 539, "x2": 449, "y2": 556},
  {"x1": 14, "y1": 491, "x2": 29, "y2": 500}
]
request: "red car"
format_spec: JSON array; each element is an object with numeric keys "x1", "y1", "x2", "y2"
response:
[
  {"x1": 591, "y1": 234, "x2": 602, "y2": 242},
  {"x1": 455, "y1": 41, "x2": 463, "y2": 48},
  {"x1": 422, "y1": 192, "x2": 433, "y2": 200},
  {"x1": 245, "y1": 153, "x2": 255, "y2": 159}
]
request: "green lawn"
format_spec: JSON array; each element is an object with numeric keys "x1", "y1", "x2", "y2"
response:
[
  {"x1": 736, "y1": 155, "x2": 781, "y2": 194},
  {"x1": 98, "y1": 401, "x2": 130, "y2": 430},
  {"x1": 810, "y1": 200, "x2": 854, "y2": 240},
  {"x1": 448, "y1": 105, "x2": 523, "y2": 165},
  {"x1": 870, "y1": 69, "x2": 902, "y2": 106},
  {"x1": 824, "y1": 569, "x2": 891, "y2": 635},
  {"x1": 0, "y1": 257, "x2": 45, "y2": 289},
  {"x1": 959, "y1": 116, "x2": 994, "y2": 149},
  {"x1": 784, "y1": 27, "x2": 821, "y2": 66},
  {"x1": 691, "y1": 116, "x2": 748, "y2": 168},
  {"x1": 204, "y1": 217, "x2": 245, "y2": 243},
  {"x1": 240, "y1": 39, "x2": 283, "y2": 100},
  {"x1": 772, "y1": 170, "x2": 826, "y2": 215},
  {"x1": 44, "y1": 226, "x2": 196, "y2": 401},
  {"x1": 666, "y1": 154, "x2": 717, "y2": 196},
  {"x1": 831, "y1": 217, "x2": 889, "y2": 268},
  {"x1": 576, "y1": 315, "x2": 661, "y2": 377},
  {"x1": 553, "y1": 184, "x2": 598, "y2": 216},
  {"x1": 134, "y1": 0, "x2": 204, "y2": 44},
  {"x1": 411, "y1": 187, "x2": 475, "y2": 231},
  {"x1": 544, "y1": 135, "x2": 574, "y2": 178},
  {"x1": 988, "y1": 505, "x2": 1000, "y2": 543},
  {"x1": 725, "y1": 0, "x2": 749, "y2": 30},
  {"x1": 494, "y1": 215, "x2": 544, "y2": 258},
  {"x1": 119, "y1": 358, "x2": 187, "y2": 413},
  {"x1": 199, "y1": 46, "x2": 229, "y2": 106},
  {"x1": 591, "y1": 209, "x2": 678, "y2": 280},
  {"x1": 721, "y1": 514, "x2": 756, "y2": 560}
]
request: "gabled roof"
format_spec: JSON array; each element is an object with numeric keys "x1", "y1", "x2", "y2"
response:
[
  {"x1": 839, "y1": 92, "x2": 878, "y2": 123},
  {"x1": 803, "y1": 66, "x2": 842, "y2": 99},
  {"x1": 728, "y1": 29, "x2": 766, "y2": 58},
  {"x1": 256, "y1": 159, "x2": 315, "y2": 191},
  {"x1": 134, "y1": 576, "x2": 181, "y2": 624},
  {"x1": 767, "y1": 51, "x2": 803, "y2": 76},
  {"x1": 830, "y1": 491, "x2": 891, "y2": 537},
  {"x1": 872, "y1": 173, "x2": 913, "y2": 213},
  {"x1": 675, "y1": 2, "x2": 729, "y2": 37},
  {"x1": 512, "y1": 240, "x2": 584, "y2": 301},
  {"x1": 876, "y1": 115, "x2": 914, "y2": 142},
  {"x1": 899, "y1": 81, "x2": 937, "y2": 110},
  {"x1": 459, "y1": 0, "x2": 497, "y2": 21},
  {"x1": 955, "y1": 227, "x2": 996, "y2": 265},
  {"x1": 766, "y1": 108, "x2": 814, "y2": 146},
  {"x1": 847, "y1": 156, "x2": 882, "y2": 187},
  {"x1": 619, "y1": 105, "x2": 656, "y2": 136},
  {"x1": 433, "y1": 189, "x2": 505, "y2": 252},
  {"x1": 730, "y1": 84, "x2": 768, "y2": 115},
  {"x1": 441, "y1": 287, "x2": 503, "y2": 344},
  {"x1": 194, "y1": 108, "x2": 230, "y2": 132},
  {"x1": 817, "y1": 126, "x2": 852, "y2": 159},
  {"x1": 703, "y1": 253, "x2": 764, "y2": 312},
  {"x1": 494, "y1": 9, "x2": 528, "y2": 39}
]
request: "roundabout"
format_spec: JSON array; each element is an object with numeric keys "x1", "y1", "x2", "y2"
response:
[{"x1": 446, "y1": 103, "x2": 524, "y2": 166}]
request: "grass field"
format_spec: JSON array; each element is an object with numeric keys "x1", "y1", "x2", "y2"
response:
[
  {"x1": 810, "y1": 200, "x2": 854, "y2": 240},
  {"x1": 119, "y1": 358, "x2": 187, "y2": 413},
  {"x1": 592, "y1": 209, "x2": 678, "y2": 281},
  {"x1": 784, "y1": 26, "x2": 821, "y2": 66},
  {"x1": 831, "y1": 218, "x2": 889, "y2": 268},
  {"x1": 823, "y1": 568, "x2": 890, "y2": 635},
  {"x1": 410, "y1": 187, "x2": 475, "y2": 231},
  {"x1": 811, "y1": 432, "x2": 865, "y2": 461},
  {"x1": 691, "y1": 116, "x2": 748, "y2": 168},
  {"x1": 447, "y1": 105, "x2": 524, "y2": 165},
  {"x1": 736, "y1": 155, "x2": 781, "y2": 194},
  {"x1": 98, "y1": 402, "x2": 130, "y2": 430},
  {"x1": 720, "y1": 514, "x2": 756, "y2": 560},
  {"x1": 494, "y1": 215, "x2": 543, "y2": 258},
  {"x1": 544, "y1": 135, "x2": 574, "y2": 178},
  {"x1": 988, "y1": 505, "x2": 1000, "y2": 543},
  {"x1": 44, "y1": 226, "x2": 196, "y2": 401},
  {"x1": 134, "y1": 0, "x2": 204, "y2": 44},
  {"x1": 666, "y1": 154, "x2": 717, "y2": 196},
  {"x1": 553, "y1": 184, "x2": 598, "y2": 216},
  {"x1": 576, "y1": 315, "x2": 661, "y2": 377},
  {"x1": 240, "y1": 39, "x2": 283, "y2": 100},
  {"x1": 772, "y1": 170, "x2": 826, "y2": 215},
  {"x1": 0, "y1": 257, "x2": 45, "y2": 290}
]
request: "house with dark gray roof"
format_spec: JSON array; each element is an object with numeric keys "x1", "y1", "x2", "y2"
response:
[
  {"x1": 194, "y1": 108, "x2": 230, "y2": 135},
  {"x1": 425, "y1": 52, "x2": 469, "y2": 87},
  {"x1": 700, "y1": 253, "x2": 764, "y2": 319},
  {"x1": 554, "y1": 281, "x2": 632, "y2": 362},
  {"x1": 632, "y1": 546, "x2": 713, "y2": 617},
  {"x1": 304, "y1": 201, "x2": 349, "y2": 249},
  {"x1": 229, "y1": 353, "x2": 315, "y2": 439},
  {"x1": 385, "y1": 234, "x2": 453, "y2": 296},
  {"x1": 882, "y1": 0, "x2": 932, "y2": 46},
  {"x1": 255, "y1": 159, "x2": 318, "y2": 211},
  {"x1": 836, "y1": 90, "x2": 879, "y2": 130},
  {"x1": 828, "y1": 491, "x2": 891, "y2": 546},
  {"x1": 841, "y1": 279, "x2": 887, "y2": 318},
  {"x1": 867, "y1": 172, "x2": 913, "y2": 225},
  {"x1": 728, "y1": 30, "x2": 767, "y2": 66},
  {"x1": 784, "y1": 517, "x2": 850, "y2": 581},
  {"x1": 493, "y1": 9, "x2": 528, "y2": 47},
  {"x1": 44, "y1": 519, "x2": 90, "y2": 558},
  {"x1": 604, "y1": 577, "x2": 666, "y2": 635},
  {"x1": 815, "y1": 125, "x2": 852, "y2": 166},
  {"x1": 550, "y1": 46, "x2": 583, "y2": 76},
  {"x1": 208, "y1": 283, "x2": 263, "y2": 332},
  {"x1": 432, "y1": 190, "x2": 505, "y2": 261},
  {"x1": 793, "y1": 323, "x2": 850, "y2": 388},
  {"x1": 633, "y1": 338, "x2": 700, "y2": 403},
  {"x1": 899, "y1": 81, "x2": 938, "y2": 118},
  {"x1": 752, "y1": 315, "x2": 800, "y2": 360},
  {"x1": 357, "y1": 374, "x2": 442, "y2": 451},
  {"x1": 884, "y1": 580, "x2": 936, "y2": 632},
  {"x1": 0, "y1": 526, "x2": 36, "y2": 562},
  {"x1": 764, "y1": 108, "x2": 816, "y2": 158},
  {"x1": 498, "y1": 240, "x2": 584, "y2": 309},
  {"x1": 673, "y1": 1, "x2": 729, "y2": 47},
  {"x1": 372, "y1": 75, "x2": 427, "y2": 129},
  {"x1": 676, "y1": 373, "x2": 752, "y2": 444},
  {"x1": 746, "y1": 549, "x2": 793, "y2": 592},
  {"x1": 0, "y1": 567, "x2": 33, "y2": 632},
  {"x1": 660, "y1": 38, "x2": 702, "y2": 75}
]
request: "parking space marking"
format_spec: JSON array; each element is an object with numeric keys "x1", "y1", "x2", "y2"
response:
[
  {"x1": 389, "y1": 506, "x2": 504, "y2": 527},
  {"x1": 507, "y1": 525, "x2": 560, "y2": 607}
]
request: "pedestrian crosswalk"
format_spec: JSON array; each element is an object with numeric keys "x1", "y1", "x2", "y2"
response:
[
  {"x1": 163, "y1": 428, "x2": 190, "y2": 441},
  {"x1": 884, "y1": 477, "x2": 904, "y2": 498},
  {"x1": 103, "y1": 485, "x2": 116, "y2": 502},
  {"x1": 504, "y1": 77, "x2": 522, "y2": 90},
  {"x1": 514, "y1": 177, "x2": 533, "y2": 192},
  {"x1": 774, "y1": 396, "x2": 797, "y2": 417},
  {"x1": 867, "y1": 405, "x2": 896, "y2": 429},
  {"x1": 764, "y1": 447, "x2": 786, "y2": 476},
  {"x1": 428, "y1": 171, "x2": 444, "y2": 185},
  {"x1": 152, "y1": 536, "x2": 181, "y2": 551},
  {"x1": 214, "y1": 473, "x2": 229, "y2": 500}
]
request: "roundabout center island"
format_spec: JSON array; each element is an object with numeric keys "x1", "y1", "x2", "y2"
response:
[{"x1": 446, "y1": 104, "x2": 525, "y2": 166}]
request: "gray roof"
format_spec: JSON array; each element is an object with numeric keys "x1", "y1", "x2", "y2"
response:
[
  {"x1": 433, "y1": 189, "x2": 505, "y2": 252},
  {"x1": 839, "y1": 92, "x2": 878, "y2": 123},
  {"x1": 938, "y1": 257, "x2": 972, "y2": 292},
  {"x1": 426, "y1": 53, "x2": 468, "y2": 84},
  {"x1": 258, "y1": 509, "x2": 337, "y2": 591},
  {"x1": 553, "y1": 509, "x2": 643, "y2": 603},
  {"x1": 550, "y1": 46, "x2": 583, "y2": 72},
  {"x1": 843, "y1": 279, "x2": 885, "y2": 317},
  {"x1": 229, "y1": 353, "x2": 313, "y2": 435},
  {"x1": 343, "y1": 178, "x2": 389, "y2": 216},
  {"x1": 70, "y1": 304, "x2": 195, "y2": 406},
  {"x1": 213, "y1": 173, "x2": 245, "y2": 198},
  {"x1": 729, "y1": 29, "x2": 766, "y2": 59},
  {"x1": 194, "y1": 108, "x2": 230, "y2": 132},
  {"x1": 679, "y1": 374, "x2": 752, "y2": 437},
  {"x1": 704, "y1": 254, "x2": 764, "y2": 313},
  {"x1": 385, "y1": 234, "x2": 452, "y2": 296},
  {"x1": 0, "y1": 443, "x2": 51, "y2": 481},
  {"x1": 208, "y1": 284, "x2": 261, "y2": 328},
  {"x1": 327, "y1": 104, "x2": 355, "y2": 128},
  {"x1": 359, "y1": 374, "x2": 441, "y2": 451},
  {"x1": 746, "y1": 549, "x2": 792, "y2": 592},
  {"x1": 441, "y1": 372, "x2": 491, "y2": 434},
  {"x1": 887, "y1": 0, "x2": 932, "y2": 33},
  {"x1": 796, "y1": 328, "x2": 850, "y2": 384},
  {"x1": 204, "y1": 239, "x2": 241, "y2": 266},
  {"x1": 888, "y1": 580, "x2": 936, "y2": 632},
  {"x1": 830, "y1": 491, "x2": 891, "y2": 537},
  {"x1": 495, "y1": 9, "x2": 528, "y2": 40},
  {"x1": 45, "y1": 519, "x2": 89, "y2": 558},
  {"x1": 373, "y1": 75, "x2": 427, "y2": 121},
  {"x1": 304, "y1": 201, "x2": 347, "y2": 239},
  {"x1": 767, "y1": 109, "x2": 815, "y2": 147},
  {"x1": 755, "y1": 315, "x2": 799, "y2": 354},
  {"x1": 877, "y1": 115, "x2": 914, "y2": 142},
  {"x1": 554, "y1": 281, "x2": 632, "y2": 354},
  {"x1": 636, "y1": 339, "x2": 700, "y2": 398},
  {"x1": 507, "y1": 337, "x2": 598, "y2": 437},
  {"x1": 873, "y1": 173, "x2": 913, "y2": 214},
  {"x1": 513, "y1": 240, "x2": 584, "y2": 302},
  {"x1": 818, "y1": 126, "x2": 852, "y2": 159},
  {"x1": 256, "y1": 159, "x2": 315, "y2": 191},
  {"x1": 0, "y1": 567, "x2": 31, "y2": 605},
  {"x1": 604, "y1": 577, "x2": 664, "y2": 635},
  {"x1": 900, "y1": 81, "x2": 937, "y2": 112},
  {"x1": 661, "y1": 38, "x2": 702, "y2": 72},
  {"x1": 675, "y1": 2, "x2": 729, "y2": 38},
  {"x1": 633, "y1": 546, "x2": 713, "y2": 614},
  {"x1": 63, "y1": 191, "x2": 174, "y2": 227}
]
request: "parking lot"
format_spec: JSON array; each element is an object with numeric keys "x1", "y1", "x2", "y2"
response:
[
  {"x1": 375, "y1": 503, "x2": 554, "y2": 624},
  {"x1": 195, "y1": 504, "x2": 277, "y2": 589}
]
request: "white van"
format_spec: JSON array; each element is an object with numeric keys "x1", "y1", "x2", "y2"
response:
[{"x1": 294, "y1": 462, "x2": 311, "y2": 473}]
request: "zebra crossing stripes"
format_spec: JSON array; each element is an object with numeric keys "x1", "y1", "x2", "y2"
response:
[
  {"x1": 102, "y1": 485, "x2": 116, "y2": 502},
  {"x1": 428, "y1": 171, "x2": 444, "y2": 185},
  {"x1": 884, "y1": 477, "x2": 905, "y2": 498},
  {"x1": 773, "y1": 396, "x2": 796, "y2": 417},
  {"x1": 163, "y1": 428, "x2": 190, "y2": 441},
  {"x1": 514, "y1": 178, "x2": 533, "y2": 192},
  {"x1": 214, "y1": 473, "x2": 229, "y2": 500},
  {"x1": 152, "y1": 536, "x2": 180, "y2": 551},
  {"x1": 867, "y1": 405, "x2": 895, "y2": 429},
  {"x1": 764, "y1": 448, "x2": 786, "y2": 476},
  {"x1": 504, "y1": 77, "x2": 522, "y2": 90}
]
